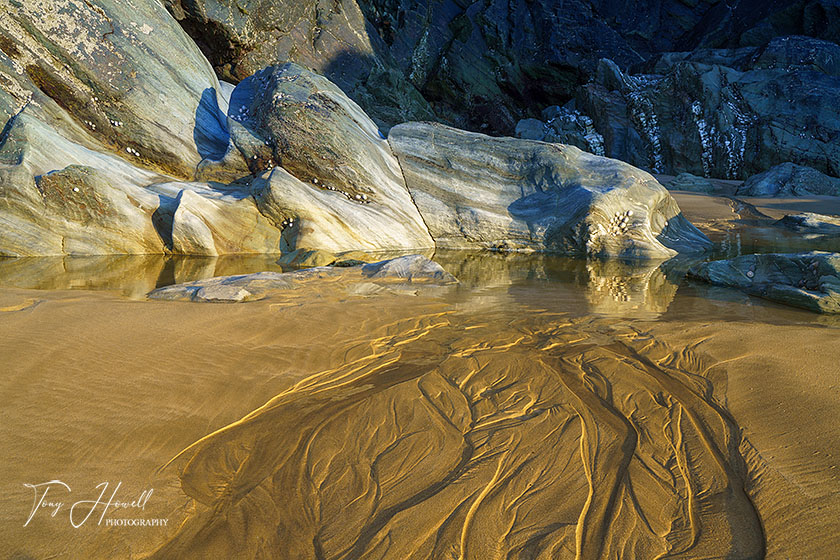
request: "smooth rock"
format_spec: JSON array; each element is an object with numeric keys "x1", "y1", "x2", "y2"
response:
[
  {"x1": 361, "y1": 255, "x2": 457, "y2": 284},
  {"x1": 389, "y1": 122, "x2": 712, "y2": 259},
  {"x1": 233, "y1": 64, "x2": 433, "y2": 253},
  {"x1": 737, "y1": 163, "x2": 840, "y2": 197},
  {"x1": 775, "y1": 213, "x2": 840, "y2": 236},
  {"x1": 193, "y1": 285, "x2": 253, "y2": 303},
  {"x1": 277, "y1": 249, "x2": 337, "y2": 268},
  {"x1": 148, "y1": 255, "x2": 457, "y2": 301},
  {"x1": 664, "y1": 173, "x2": 718, "y2": 193},
  {"x1": 689, "y1": 252, "x2": 840, "y2": 313}
]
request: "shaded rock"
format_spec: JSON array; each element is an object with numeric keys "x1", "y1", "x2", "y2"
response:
[
  {"x1": 361, "y1": 255, "x2": 457, "y2": 284},
  {"x1": 148, "y1": 255, "x2": 456, "y2": 301},
  {"x1": 664, "y1": 173, "x2": 717, "y2": 193},
  {"x1": 162, "y1": 0, "x2": 434, "y2": 129},
  {"x1": 775, "y1": 213, "x2": 840, "y2": 235},
  {"x1": 737, "y1": 163, "x2": 840, "y2": 197},
  {"x1": 576, "y1": 37, "x2": 840, "y2": 179},
  {"x1": 389, "y1": 122, "x2": 712, "y2": 259},
  {"x1": 277, "y1": 249, "x2": 337, "y2": 268},
  {"x1": 515, "y1": 106, "x2": 605, "y2": 156},
  {"x1": 689, "y1": 252, "x2": 840, "y2": 313}
]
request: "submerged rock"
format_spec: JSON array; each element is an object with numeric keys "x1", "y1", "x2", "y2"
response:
[
  {"x1": 737, "y1": 163, "x2": 840, "y2": 197},
  {"x1": 775, "y1": 213, "x2": 840, "y2": 236},
  {"x1": 361, "y1": 255, "x2": 457, "y2": 284},
  {"x1": 147, "y1": 255, "x2": 456, "y2": 302},
  {"x1": 689, "y1": 252, "x2": 840, "y2": 313},
  {"x1": 389, "y1": 122, "x2": 712, "y2": 259},
  {"x1": 277, "y1": 249, "x2": 337, "y2": 268}
]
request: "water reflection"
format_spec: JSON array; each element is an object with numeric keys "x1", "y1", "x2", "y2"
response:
[{"x1": 0, "y1": 251, "x2": 684, "y2": 318}]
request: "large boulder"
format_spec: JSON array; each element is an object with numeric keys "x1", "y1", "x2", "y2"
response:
[
  {"x1": 162, "y1": 0, "x2": 434, "y2": 129},
  {"x1": 689, "y1": 252, "x2": 840, "y2": 313},
  {"x1": 389, "y1": 122, "x2": 712, "y2": 258},
  {"x1": 776, "y1": 213, "x2": 840, "y2": 236},
  {"x1": 737, "y1": 163, "x2": 840, "y2": 197},
  {"x1": 575, "y1": 37, "x2": 840, "y2": 179},
  {"x1": 0, "y1": 0, "x2": 237, "y2": 179},
  {"x1": 231, "y1": 63, "x2": 434, "y2": 253}
]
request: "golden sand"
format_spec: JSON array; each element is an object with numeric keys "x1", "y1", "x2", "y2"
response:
[{"x1": 1, "y1": 273, "x2": 838, "y2": 559}]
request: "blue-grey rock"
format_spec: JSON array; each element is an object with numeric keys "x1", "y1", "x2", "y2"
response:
[{"x1": 689, "y1": 252, "x2": 840, "y2": 313}]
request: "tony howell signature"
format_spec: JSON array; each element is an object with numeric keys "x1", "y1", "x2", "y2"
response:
[{"x1": 23, "y1": 480, "x2": 166, "y2": 528}]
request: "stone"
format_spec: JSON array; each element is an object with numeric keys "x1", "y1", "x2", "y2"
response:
[
  {"x1": 689, "y1": 252, "x2": 840, "y2": 313},
  {"x1": 576, "y1": 37, "x2": 840, "y2": 179},
  {"x1": 233, "y1": 64, "x2": 433, "y2": 253},
  {"x1": 277, "y1": 249, "x2": 337, "y2": 268},
  {"x1": 664, "y1": 173, "x2": 717, "y2": 193},
  {"x1": 389, "y1": 122, "x2": 712, "y2": 259},
  {"x1": 148, "y1": 255, "x2": 457, "y2": 301},
  {"x1": 0, "y1": 0, "x2": 236, "y2": 179},
  {"x1": 361, "y1": 255, "x2": 457, "y2": 284},
  {"x1": 737, "y1": 163, "x2": 840, "y2": 197},
  {"x1": 162, "y1": 0, "x2": 434, "y2": 129},
  {"x1": 193, "y1": 285, "x2": 253, "y2": 303},
  {"x1": 775, "y1": 213, "x2": 840, "y2": 236}
]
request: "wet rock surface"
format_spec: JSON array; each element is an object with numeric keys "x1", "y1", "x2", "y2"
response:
[
  {"x1": 147, "y1": 254, "x2": 457, "y2": 301},
  {"x1": 689, "y1": 252, "x2": 840, "y2": 313}
]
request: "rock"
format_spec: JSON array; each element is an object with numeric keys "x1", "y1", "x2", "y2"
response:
[
  {"x1": 576, "y1": 36, "x2": 840, "y2": 179},
  {"x1": 664, "y1": 173, "x2": 717, "y2": 193},
  {"x1": 148, "y1": 255, "x2": 457, "y2": 301},
  {"x1": 737, "y1": 163, "x2": 840, "y2": 197},
  {"x1": 277, "y1": 249, "x2": 337, "y2": 268},
  {"x1": 233, "y1": 64, "x2": 433, "y2": 253},
  {"x1": 389, "y1": 122, "x2": 712, "y2": 258},
  {"x1": 162, "y1": 0, "x2": 434, "y2": 129},
  {"x1": 515, "y1": 106, "x2": 605, "y2": 156},
  {"x1": 689, "y1": 252, "x2": 840, "y2": 313},
  {"x1": 193, "y1": 285, "x2": 253, "y2": 303},
  {"x1": 776, "y1": 213, "x2": 840, "y2": 236},
  {"x1": 0, "y1": 0, "x2": 237, "y2": 179},
  {"x1": 0, "y1": 164, "x2": 164, "y2": 256},
  {"x1": 361, "y1": 255, "x2": 457, "y2": 284}
]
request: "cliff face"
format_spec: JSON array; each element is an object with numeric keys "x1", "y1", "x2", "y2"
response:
[{"x1": 163, "y1": 0, "x2": 840, "y2": 135}]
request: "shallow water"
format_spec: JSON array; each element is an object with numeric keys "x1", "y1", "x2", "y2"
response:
[{"x1": 1, "y1": 248, "x2": 838, "y2": 559}]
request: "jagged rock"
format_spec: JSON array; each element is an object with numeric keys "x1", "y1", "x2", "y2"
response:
[
  {"x1": 162, "y1": 0, "x2": 434, "y2": 129},
  {"x1": 664, "y1": 173, "x2": 717, "y2": 193},
  {"x1": 737, "y1": 163, "x2": 840, "y2": 197},
  {"x1": 277, "y1": 249, "x2": 337, "y2": 268},
  {"x1": 515, "y1": 106, "x2": 605, "y2": 156},
  {"x1": 776, "y1": 213, "x2": 840, "y2": 236},
  {"x1": 233, "y1": 64, "x2": 433, "y2": 253},
  {"x1": 389, "y1": 122, "x2": 712, "y2": 258},
  {"x1": 576, "y1": 36, "x2": 840, "y2": 179},
  {"x1": 147, "y1": 255, "x2": 457, "y2": 301},
  {"x1": 689, "y1": 252, "x2": 840, "y2": 313}
]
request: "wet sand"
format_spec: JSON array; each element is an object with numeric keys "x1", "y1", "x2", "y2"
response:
[{"x1": 1, "y1": 262, "x2": 839, "y2": 559}]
